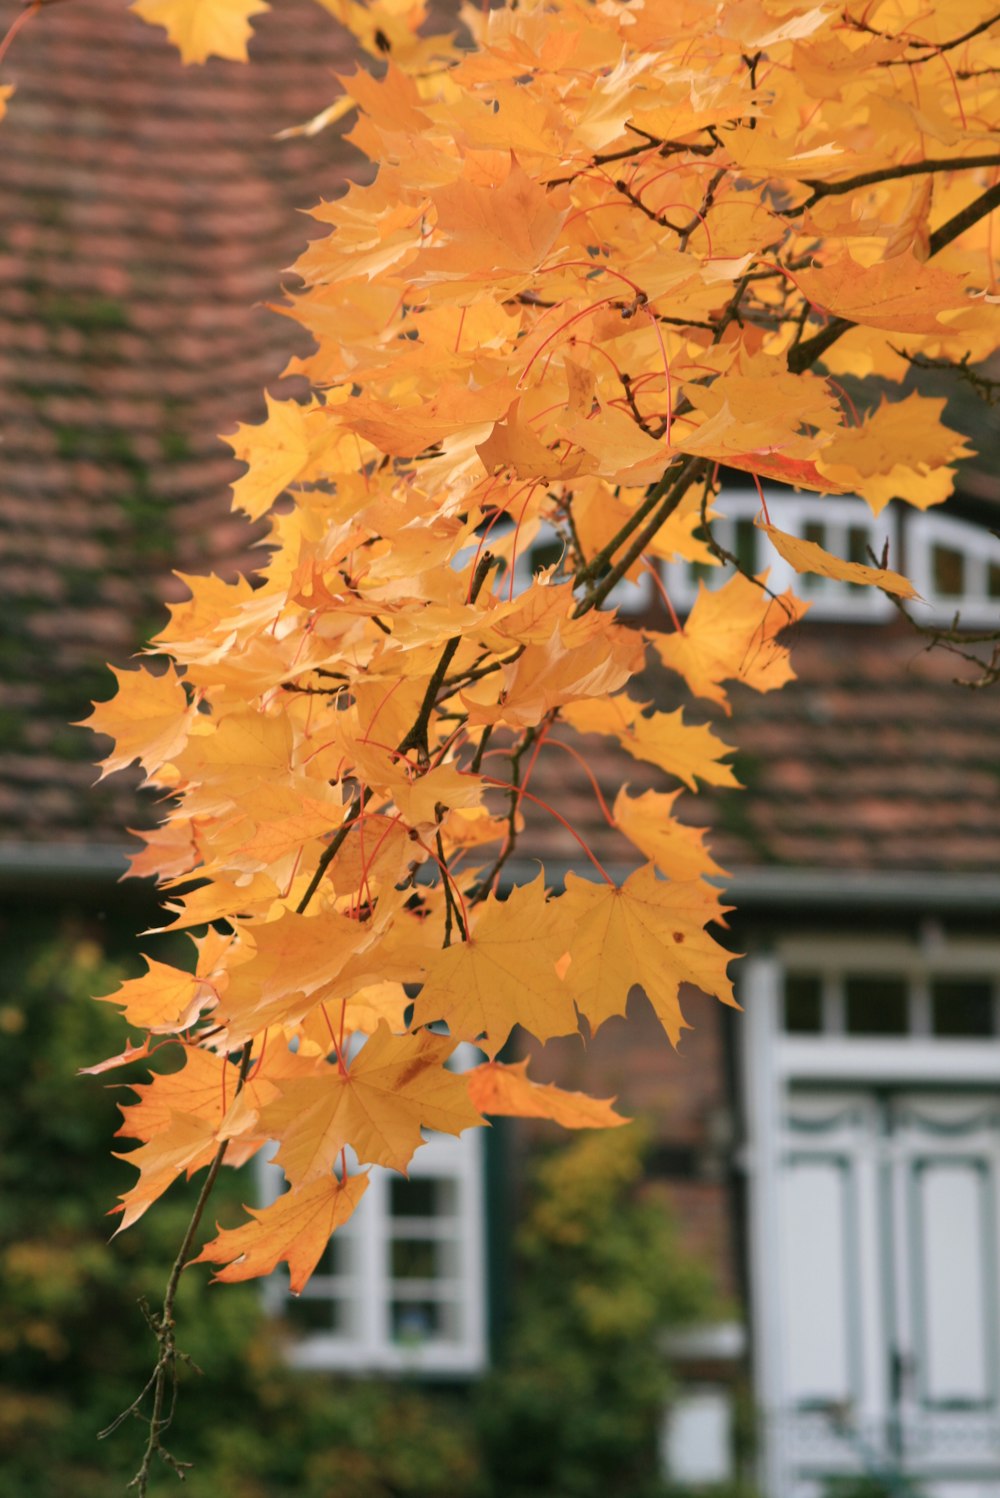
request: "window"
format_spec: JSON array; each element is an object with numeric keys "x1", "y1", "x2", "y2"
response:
[
  {"x1": 907, "y1": 511, "x2": 1000, "y2": 625},
  {"x1": 664, "y1": 488, "x2": 897, "y2": 621},
  {"x1": 260, "y1": 1110, "x2": 487, "y2": 1375},
  {"x1": 778, "y1": 951, "x2": 1000, "y2": 1039}
]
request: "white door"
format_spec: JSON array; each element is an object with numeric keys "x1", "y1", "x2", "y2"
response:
[{"x1": 774, "y1": 1089, "x2": 1000, "y2": 1498}]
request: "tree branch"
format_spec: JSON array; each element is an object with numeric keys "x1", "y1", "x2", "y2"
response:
[
  {"x1": 786, "y1": 153, "x2": 1000, "y2": 217},
  {"x1": 787, "y1": 178, "x2": 1000, "y2": 374}
]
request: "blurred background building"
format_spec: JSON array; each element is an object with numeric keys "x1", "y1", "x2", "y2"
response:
[{"x1": 2, "y1": 3, "x2": 1000, "y2": 1496}]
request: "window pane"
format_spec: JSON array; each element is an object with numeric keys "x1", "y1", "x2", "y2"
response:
[
  {"x1": 286, "y1": 1296, "x2": 349, "y2": 1334},
  {"x1": 988, "y1": 562, "x2": 1000, "y2": 600},
  {"x1": 932, "y1": 544, "x2": 965, "y2": 597},
  {"x1": 845, "y1": 975, "x2": 908, "y2": 1035},
  {"x1": 389, "y1": 1177, "x2": 456, "y2": 1218},
  {"x1": 931, "y1": 978, "x2": 995, "y2": 1038},
  {"x1": 784, "y1": 973, "x2": 823, "y2": 1033},
  {"x1": 734, "y1": 517, "x2": 757, "y2": 574},
  {"x1": 801, "y1": 523, "x2": 826, "y2": 592},
  {"x1": 391, "y1": 1298, "x2": 455, "y2": 1346},
  {"x1": 312, "y1": 1231, "x2": 352, "y2": 1277},
  {"x1": 847, "y1": 527, "x2": 871, "y2": 591},
  {"x1": 391, "y1": 1238, "x2": 442, "y2": 1280}
]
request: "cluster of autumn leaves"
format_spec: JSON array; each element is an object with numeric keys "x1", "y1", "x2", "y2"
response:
[{"x1": 61, "y1": 0, "x2": 1000, "y2": 1290}]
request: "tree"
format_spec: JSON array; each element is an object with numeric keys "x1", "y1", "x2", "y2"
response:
[{"x1": 4, "y1": 0, "x2": 999, "y2": 1489}]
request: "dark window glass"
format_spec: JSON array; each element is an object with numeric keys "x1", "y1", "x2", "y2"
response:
[
  {"x1": 311, "y1": 1230, "x2": 350, "y2": 1277},
  {"x1": 801, "y1": 523, "x2": 826, "y2": 592},
  {"x1": 848, "y1": 526, "x2": 872, "y2": 591},
  {"x1": 389, "y1": 1176, "x2": 456, "y2": 1219},
  {"x1": 391, "y1": 1299, "x2": 446, "y2": 1344},
  {"x1": 932, "y1": 544, "x2": 964, "y2": 597},
  {"x1": 989, "y1": 562, "x2": 1000, "y2": 600},
  {"x1": 286, "y1": 1296, "x2": 343, "y2": 1333},
  {"x1": 785, "y1": 973, "x2": 823, "y2": 1033},
  {"x1": 845, "y1": 975, "x2": 908, "y2": 1035},
  {"x1": 391, "y1": 1238, "x2": 441, "y2": 1281},
  {"x1": 932, "y1": 978, "x2": 995, "y2": 1038},
  {"x1": 530, "y1": 539, "x2": 563, "y2": 573},
  {"x1": 734, "y1": 517, "x2": 757, "y2": 574}
]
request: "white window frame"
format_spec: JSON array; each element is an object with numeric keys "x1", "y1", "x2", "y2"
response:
[
  {"x1": 906, "y1": 510, "x2": 1000, "y2": 627},
  {"x1": 741, "y1": 934, "x2": 1000, "y2": 1498},
  {"x1": 259, "y1": 1056, "x2": 488, "y2": 1376},
  {"x1": 665, "y1": 488, "x2": 897, "y2": 621}
]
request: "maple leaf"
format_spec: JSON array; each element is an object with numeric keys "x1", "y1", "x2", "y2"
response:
[
  {"x1": 815, "y1": 392, "x2": 973, "y2": 515},
  {"x1": 651, "y1": 572, "x2": 808, "y2": 713},
  {"x1": 79, "y1": 665, "x2": 193, "y2": 782},
  {"x1": 416, "y1": 154, "x2": 568, "y2": 280},
  {"x1": 561, "y1": 698, "x2": 739, "y2": 792},
  {"x1": 130, "y1": 0, "x2": 269, "y2": 63},
  {"x1": 795, "y1": 252, "x2": 968, "y2": 334},
  {"x1": 613, "y1": 787, "x2": 728, "y2": 885},
  {"x1": 411, "y1": 875, "x2": 577, "y2": 1057},
  {"x1": 466, "y1": 1060, "x2": 629, "y2": 1129},
  {"x1": 113, "y1": 1111, "x2": 219, "y2": 1233},
  {"x1": 194, "y1": 1173, "x2": 369, "y2": 1293},
  {"x1": 260, "y1": 1022, "x2": 483, "y2": 1182},
  {"x1": 758, "y1": 521, "x2": 917, "y2": 598},
  {"x1": 95, "y1": 958, "x2": 210, "y2": 1033},
  {"x1": 560, "y1": 865, "x2": 738, "y2": 1045}
]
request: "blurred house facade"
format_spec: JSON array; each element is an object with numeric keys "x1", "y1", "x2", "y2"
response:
[{"x1": 3, "y1": 5, "x2": 1000, "y2": 1496}]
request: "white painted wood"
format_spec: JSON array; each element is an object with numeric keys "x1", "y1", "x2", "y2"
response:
[{"x1": 779, "y1": 1156, "x2": 853, "y2": 1403}]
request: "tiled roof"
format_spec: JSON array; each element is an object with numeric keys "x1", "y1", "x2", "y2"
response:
[
  {"x1": 0, "y1": 0, "x2": 358, "y2": 844},
  {"x1": 524, "y1": 610, "x2": 1000, "y2": 878},
  {"x1": 1, "y1": 2, "x2": 998, "y2": 883}
]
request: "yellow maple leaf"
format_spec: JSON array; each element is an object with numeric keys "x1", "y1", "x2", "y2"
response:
[
  {"x1": 260, "y1": 1022, "x2": 482, "y2": 1182},
  {"x1": 78, "y1": 665, "x2": 193, "y2": 783},
  {"x1": 130, "y1": 0, "x2": 269, "y2": 63},
  {"x1": 465, "y1": 1059, "x2": 629, "y2": 1129},
  {"x1": 815, "y1": 392, "x2": 973, "y2": 515},
  {"x1": 95, "y1": 958, "x2": 209, "y2": 1033},
  {"x1": 412, "y1": 875, "x2": 577, "y2": 1057},
  {"x1": 194, "y1": 1173, "x2": 369, "y2": 1293},
  {"x1": 560, "y1": 865, "x2": 737, "y2": 1044},
  {"x1": 613, "y1": 787, "x2": 728, "y2": 885},
  {"x1": 758, "y1": 521, "x2": 917, "y2": 597},
  {"x1": 561, "y1": 698, "x2": 739, "y2": 791},
  {"x1": 651, "y1": 572, "x2": 808, "y2": 713},
  {"x1": 795, "y1": 251, "x2": 969, "y2": 334}
]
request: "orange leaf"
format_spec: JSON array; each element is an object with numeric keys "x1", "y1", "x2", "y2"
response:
[
  {"x1": 758, "y1": 521, "x2": 917, "y2": 597},
  {"x1": 795, "y1": 252, "x2": 968, "y2": 334},
  {"x1": 651, "y1": 571, "x2": 808, "y2": 713},
  {"x1": 260, "y1": 1022, "x2": 482, "y2": 1183},
  {"x1": 78, "y1": 665, "x2": 192, "y2": 782},
  {"x1": 194, "y1": 1173, "x2": 369, "y2": 1293},
  {"x1": 95, "y1": 958, "x2": 209, "y2": 1033},
  {"x1": 559, "y1": 864, "x2": 737, "y2": 1044},
  {"x1": 412, "y1": 874, "x2": 577, "y2": 1057},
  {"x1": 130, "y1": 0, "x2": 269, "y2": 63},
  {"x1": 613, "y1": 787, "x2": 728, "y2": 884},
  {"x1": 466, "y1": 1060, "x2": 628, "y2": 1130}
]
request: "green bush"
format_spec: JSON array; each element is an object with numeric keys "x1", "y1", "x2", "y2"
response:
[
  {"x1": 477, "y1": 1128, "x2": 719, "y2": 1498},
  {"x1": 1, "y1": 921, "x2": 722, "y2": 1497}
]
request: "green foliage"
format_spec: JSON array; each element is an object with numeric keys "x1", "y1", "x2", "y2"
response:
[
  {"x1": 0, "y1": 925, "x2": 720, "y2": 1496},
  {"x1": 477, "y1": 1128, "x2": 719, "y2": 1498}
]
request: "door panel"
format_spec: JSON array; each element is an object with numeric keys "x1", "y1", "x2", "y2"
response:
[{"x1": 776, "y1": 1089, "x2": 1000, "y2": 1497}]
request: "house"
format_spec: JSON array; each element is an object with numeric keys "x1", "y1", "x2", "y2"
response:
[{"x1": 3, "y1": 5, "x2": 1000, "y2": 1496}]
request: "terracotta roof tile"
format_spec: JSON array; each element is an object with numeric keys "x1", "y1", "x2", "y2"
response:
[
  {"x1": 2, "y1": 1, "x2": 999, "y2": 882},
  {"x1": 0, "y1": 0, "x2": 360, "y2": 843}
]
